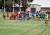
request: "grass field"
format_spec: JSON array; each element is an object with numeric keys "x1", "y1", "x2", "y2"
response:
[{"x1": 0, "y1": 12, "x2": 50, "y2": 35}]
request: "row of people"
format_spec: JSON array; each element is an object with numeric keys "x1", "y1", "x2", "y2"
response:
[
  {"x1": 3, "y1": 11, "x2": 50, "y2": 26},
  {"x1": 3, "y1": 11, "x2": 32, "y2": 21},
  {"x1": 3, "y1": 11, "x2": 50, "y2": 21}
]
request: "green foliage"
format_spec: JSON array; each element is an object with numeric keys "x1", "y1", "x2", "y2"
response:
[
  {"x1": 0, "y1": 0, "x2": 2, "y2": 3},
  {"x1": 0, "y1": 0, "x2": 3, "y2": 8},
  {"x1": 5, "y1": 0, "x2": 13, "y2": 6}
]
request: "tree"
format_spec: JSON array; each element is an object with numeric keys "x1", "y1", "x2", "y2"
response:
[
  {"x1": 15, "y1": 0, "x2": 33, "y2": 11},
  {"x1": 5, "y1": 0, "x2": 13, "y2": 6},
  {"x1": 0, "y1": 0, "x2": 4, "y2": 9},
  {"x1": 5, "y1": 0, "x2": 13, "y2": 12},
  {"x1": 0, "y1": 0, "x2": 33, "y2": 12},
  {"x1": 22, "y1": 0, "x2": 33, "y2": 11}
]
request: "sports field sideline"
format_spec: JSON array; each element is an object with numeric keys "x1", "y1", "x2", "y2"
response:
[{"x1": 0, "y1": 12, "x2": 50, "y2": 35}]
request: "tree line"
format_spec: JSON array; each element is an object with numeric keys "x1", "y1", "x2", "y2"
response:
[{"x1": 0, "y1": 0, "x2": 33, "y2": 11}]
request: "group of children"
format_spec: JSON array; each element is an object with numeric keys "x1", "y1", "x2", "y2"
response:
[
  {"x1": 3, "y1": 11, "x2": 32, "y2": 21},
  {"x1": 3, "y1": 11, "x2": 50, "y2": 26},
  {"x1": 32, "y1": 11, "x2": 50, "y2": 26},
  {"x1": 3, "y1": 12, "x2": 9, "y2": 20}
]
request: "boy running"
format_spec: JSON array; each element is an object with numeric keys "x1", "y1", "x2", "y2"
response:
[
  {"x1": 18, "y1": 11, "x2": 20, "y2": 19},
  {"x1": 26, "y1": 12, "x2": 29, "y2": 20},
  {"x1": 23, "y1": 11, "x2": 26, "y2": 20},
  {"x1": 32, "y1": 12, "x2": 36, "y2": 19},
  {"x1": 36, "y1": 11, "x2": 39, "y2": 18},
  {"x1": 3, "y1": 12, "x2": 6, "y2": 20},
  {"x1": 45, "y1": 11, "x2": 49, "y2": 26},
  {"x1": 11, "y1": 12, "x2": 14, "y2": 19},
  {"x1": 7, "y1": 12, "x2": 9, "y2": 17},
  {"x1": 29, "y1": 12, "x2": 32, "y2": 20},
  {"x1": 21, "y1": 12, "x2": 24, "y2": 21},
  {"x1": 14, "y1": 12, "x2": 18, "y2": 20},
  {"x1": 41, "y1": 12, "x2": 46, "y2": 20}
]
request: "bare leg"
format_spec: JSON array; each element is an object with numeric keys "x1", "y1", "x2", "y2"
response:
[
  {"x1": 45, "y1": 20, "x2": 48, "y2": 26},
  {"x1": 21, "y1": 18, "x2": 22, "y2": 22}
]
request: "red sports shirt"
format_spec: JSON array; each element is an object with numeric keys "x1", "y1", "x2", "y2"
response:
[
  {"x1": 7, "y1": 13, "x2": 9, "y2": 16},
  {"x1": 3, "y1": 14, "x2": 6, "y2": 16}
]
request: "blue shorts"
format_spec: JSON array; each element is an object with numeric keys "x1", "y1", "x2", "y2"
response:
[{"x1": 21, "y1": 16, "x2": 24, "y2": 18}]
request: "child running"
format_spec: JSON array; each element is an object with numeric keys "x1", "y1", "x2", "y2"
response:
[
  {"x1": 11, "y1": 12, "x2": 14, "y2": 19},
  {"x1": 36, "y1": 11, "x2": 39, "y2": 18},
  {"x1": 20, "y1": 12, "x2": 24, "y2": 21},
  {"x1": 32, "y1": 12, "x2": 36, "y2": 19},
  {"x1": 7, "y1": 12, "x2": 9, "y2": 17},
  {"x1": 29, "y1": 12, "x2": 32, "y2": 20},
  {"x1": 3, "y1": 12, "x2": 6, "y2": 20},
  {"x1": 39, "y1": 11, "x2": 42, "y2": 21},
  {"x1": 18, "y1": 11, "x2": 20, "y2": 19},
  {"x1": 41, "y1": 12, "x2": 46, "y2": 20},
  {"x1": 26, "y1": 11, "x2": 29, "y2": 20},
  {"x1": 23, "y1": 11, "x2": 26, "y2": 20},
  {"x1": 7, "y1": 12, "x2": 9, "y2": 20},
  {"x1": 45, "y1": 11, "x2": 49, "y2": 26},
  {"x1": 14, "y1": 12, "x2": 18, "y2": 20}
]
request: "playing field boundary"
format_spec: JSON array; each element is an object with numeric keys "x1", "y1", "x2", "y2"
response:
[
  {"x1": 38, "y1": 26, "x2": 50, "y2": 35},
  {"x1": 20, "y1": 24, "x2": 44, "y2": 35}
]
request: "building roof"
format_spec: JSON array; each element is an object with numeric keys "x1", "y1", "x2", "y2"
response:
[
  {"x1": 41, "y1": 7, "x2": 50, "y2": 8},
  {"x1": 30, "y1": 4, "x2": 41, "y2": 6},
  {"x1": 30, "y1": 0, "x2": 50, "y2": 7}
]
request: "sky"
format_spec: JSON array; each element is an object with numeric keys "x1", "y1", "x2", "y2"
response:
[{"x1": 31, "y1": 0, "x2": 50, "y2": 7}]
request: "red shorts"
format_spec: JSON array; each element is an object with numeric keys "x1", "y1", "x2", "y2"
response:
[{"x1": 7, "y1": 16, "x2": 9, "y2": 17}]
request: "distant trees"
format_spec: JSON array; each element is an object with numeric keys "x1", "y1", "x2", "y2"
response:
[
  {"x1": 15, "y1": 0, "x2": 33, "y2": 11},
  {"x1": 0, "y1": 0, "x2": 3, "y2": 9},
  {"x1": 5, "y1": 0, "x2": 13, "y2": 7},
  {"x1": 0, "y1": 0, "x2": 33, "y2": 11},
  {"x1": 5, "y1": 0, "x2": 13, "y2": 12}
]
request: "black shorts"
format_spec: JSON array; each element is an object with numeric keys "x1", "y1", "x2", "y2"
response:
[
  {"x1": 32, "y1": 15, "x2": 34, "y2": 16},
  {"x1": 16, "y1": 15, "x2": 18, "y2": 16},
  {"x1": 3, "y1": 16, "x2": 6, "y2": 18},
  {"x1": 19, "y1": 16, "x2": 21, "y2": 18},
  {"x1": 40, "y1": 15, "x2": 42, "y2": 18},
  {"x1": 24, "y1": 16, "x2": 26, "y2": 17},
  {"x1": 36, "y1": 15, "x2": 38, "y2": 16}
]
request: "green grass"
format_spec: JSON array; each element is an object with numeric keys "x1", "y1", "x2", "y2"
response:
[{"x1": 0, "y1": 12, "x2": 50, "y2": 35}]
